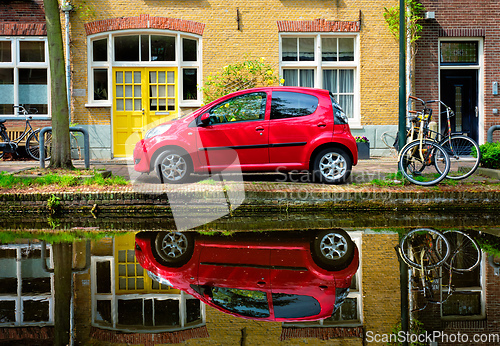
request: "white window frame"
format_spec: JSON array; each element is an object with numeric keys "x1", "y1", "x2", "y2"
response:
[
  {"x1": 0, "y1": 244, "x2": 54, "y2": 327},
  {"x1": 283, "y1": 232, "x2": 363, "y2": 328},
  {"x1": 0, "y1": 36, "x2": 51, "y2": 119},
  {"x1": 86, "y1": 30, "x2": 202, "y2": 108},
  {"x1": 279, "y1": 33, "x2": 360, "y2": 127},
  {"x1": 91, "y1": 256, "x2": 206, "y2": 332},
  {"x1": 438, "y1": 37, "x2": 484, "y2": 144}
]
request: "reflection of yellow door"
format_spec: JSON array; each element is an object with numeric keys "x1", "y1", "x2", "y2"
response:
[{"x1": 113, "y1": 68, "x2": 177, "y2": 157}]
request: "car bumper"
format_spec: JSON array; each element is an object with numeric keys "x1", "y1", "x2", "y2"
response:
[{"x1": 133, "y1": 139, "x2": 151, "y2": 173}]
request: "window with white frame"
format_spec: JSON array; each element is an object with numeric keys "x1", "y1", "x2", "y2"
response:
[
  {"x1": 0, "y1": 37, "x2": 49, "y2": 117},
  {"x1": 87, "y1": 32, "x2": 201, "y2": 106},
  {"x1": 280, "y1": 35, "x2": 358, "y2": 124},
  {"x1": 0, "y1": 244, "x2": 54, "y2": 326}
]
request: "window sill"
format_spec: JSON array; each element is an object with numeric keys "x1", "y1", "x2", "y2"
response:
[{"x1": 85, "y1": 103, "x2": 112, "y2": 108}]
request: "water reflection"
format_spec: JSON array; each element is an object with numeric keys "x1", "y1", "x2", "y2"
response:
[
  {"x1": 0, "y1": 228, "x2": 497, "y2": 344},
  {"x1": 135, "y1": 230, "x2": 359, "y2": 322}
]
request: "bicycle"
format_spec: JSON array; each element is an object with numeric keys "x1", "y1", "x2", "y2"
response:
[
  {"x1": 397, "y1": 104, "x2": 451, "y2": 186},
  {"x1": 396, "y1": 228, "x2": 481, "y2": 311},
  {"x1": 408, "y1": 96, "x2": 481, "y2": 180},
  {"x1": 0, "y1": 106, "x2": 52, "y2": 161}
]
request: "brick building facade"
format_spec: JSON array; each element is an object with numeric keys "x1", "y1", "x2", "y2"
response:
[
  {"x1": 1, "y1": 0, "x2": 400, "y2": 159},
  {"x1": 415, "y1": 0, "x2": 500, "y2": 145}
]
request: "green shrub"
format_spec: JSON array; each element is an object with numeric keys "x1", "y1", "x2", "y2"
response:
[{"x1": 479, "y1": 142, "x2": 500, "y2": 169}]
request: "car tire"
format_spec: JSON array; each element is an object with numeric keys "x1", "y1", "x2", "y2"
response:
[
  {"x1": 154, "y1": 231, "x2": 194, "y2": 267},
  {"x1": 312, "y1": 148, "x2": 352, "y2": 184},
  {"x1": 311, "y1": 229, "x2": 355, "y2": 270},
  {"x1": 155, "y1": 149, "x2": 192, "y2": 184}
]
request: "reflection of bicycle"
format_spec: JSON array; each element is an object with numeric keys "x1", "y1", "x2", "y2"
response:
[
  {"x1": 407, "y1": 96, "x2": 481, "y2": 180},
  {"x1": 398, "y1": 100, "x2": 451, "y2": 186},
  {"x1": 396, "y1": 228, "x2": 481, "y2": 311},
  {"x1": 0, "y1": 106, "x2": 52, "y2": 161}
]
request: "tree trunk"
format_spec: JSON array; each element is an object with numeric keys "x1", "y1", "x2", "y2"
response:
[{"x1": 43, "y1": 0, "x2": 73, "y2": 169}]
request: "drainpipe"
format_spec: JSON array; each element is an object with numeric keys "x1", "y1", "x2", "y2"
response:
[{"x1": 61, "y1": 2, "x2": 73, "y2": 122}]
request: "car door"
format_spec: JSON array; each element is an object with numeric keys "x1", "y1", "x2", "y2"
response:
[
  {"x1": 268, "y1": 90, "x2": 333, "y2": 165},
  {"x1": 196, "y1": 91, "x2": 269, "y2": 169}
]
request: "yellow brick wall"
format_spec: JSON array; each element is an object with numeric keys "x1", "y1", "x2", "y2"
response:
[{"x1": 69, "y1": 0, "x2": 399, "y2": 129}]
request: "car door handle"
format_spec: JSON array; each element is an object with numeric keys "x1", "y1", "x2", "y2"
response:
[
  {"x1": 317, "y1": 123, "x2": 326, "y2": 128},
  {"x1": 257, "y1": 281, "x2": 266, "y2": 287},
  {"x1": 255, "y1": 126, "x2": 265, "y2": 131}
]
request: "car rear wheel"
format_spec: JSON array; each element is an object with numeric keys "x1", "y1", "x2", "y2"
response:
[
  {"x1": 311, "y1": 229, "x2": 355, "y2": 270},
  {"x1": 154, "y1": 231, "x2": 194, "y2": 266},
  {"x1": 312, "y1": 148, "x2": 352, "y2": 184},
  {"x1": 155, "y1": 149, "x2": 192, "y2": 184}
]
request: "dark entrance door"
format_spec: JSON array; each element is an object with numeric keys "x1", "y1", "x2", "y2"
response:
[{"x1": 440, "y1": 70, "x2": 478, "y2": 142}]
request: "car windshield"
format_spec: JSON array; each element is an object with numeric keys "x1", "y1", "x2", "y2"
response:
[
  {"x1": 272, "y1": 293, "x2": 321, "y2": 319},
  {"x1": 210, "y1": 287, "x2": 270, "y2": 318}
]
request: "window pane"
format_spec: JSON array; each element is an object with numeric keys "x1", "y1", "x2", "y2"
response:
[
  {"x1": 154, "y1": 299, "x2": 180, "y2": 326},
  {"x1": 96, "y1": 261, "x2": 111, "y2": 294},
  {"x1": 339, "y1": 95, "x2": 354, "y2": 118},
  {"x1": 322, "y1": 37, "x2": 337, "y2": 62},
  {"x1": 23, "y1": 300, "x2": 50, "y2": 322},
  {"x1": 283, "y1": 69, "x2": 298, "y2": 86},
  {"x1": 93, "y1": 39, "x2": 107, "y2": 62},
  {"x1": 94, "y1": 69, "x2": 108, "y2": 100},
  {"x1": 271, "y1": 91, "x2": 318, "y2": 119},
  {"x1": 210, "y1": 92, "x2": 266, "y2": 123},
  {"x1": 300, "y1": 69, "x2": 314, "y2": 88},
  {"x1": 339, "y1": 38, "x2": 354, "y2": 61},
  {"x1": 282, "y1": 38, "x2": 297, "y2": 61},
  {"x1": 151, "y1": 36, "x2": 175, "y2": 61},
  {"x1": 441, "y1": 41, "x2": 478, "y2": 65},
  {"x1": 183, "y1": 38, "x2": 197, "y2": 62},
  {"x1": 0, "y1": 41, "x2": 12, "y2": 62},
  {"x1": 115, "y1": 36, "x2": 139, "y2": 61},
  {"x1": 141, "y1": 35, "x2": 149, "y2": 62},
  {"x1": 323, "y1": 70, "x2": 338, "y2": 94},
  {"x1": 442, "y1": 292, "x2": 481, "y2": 316},
  {"x1": 118, "y1": 299, "x2": 143, "y2": 325},
  {"x1": 0, "y1": 301, "x2": 15, "y2": 322},
  {"x1": 0, "y1": 69, "x2": 14, "y2": 114},
  {"x1": 96, "y1": 300, "x2": 111, "y2": 323},
  {"x1": 20, "y1": 41, "x2": 45, "y2": 62},
  {"x1": 210, "y1": 287, "x2": 270, "y2": 318},
  {"x1": 299, "y1": 38, "x2": 314, "y2": 61},
  {"x1": 339, "y1": 70, "x2": 354, "y2": 93},
  {"x1": 19, "y1": 69, "x2": 48, "y2": 114},
  {"x1": 272, "y1": 294, "x2": 321, "y2": 319},
  {"x1": 183, "y1": 68, "x2": 197, "y2": 100},
  {"x1": 186, "y1": 299, "x2": 201, "y2": 324}
]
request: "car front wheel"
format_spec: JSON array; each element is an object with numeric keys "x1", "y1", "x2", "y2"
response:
[
  {"x1": 311, "y1": 229, "x2": 355, "y2": 270},
  {"x1": 154, "y1": 231, "x2": 194, "y2": 266},
  {"x1": 155, "y1": 149, "x2": 192, "y2": 184},
  {"x1": 312, "y1": 148, "x2": 352, "y2": 184}
]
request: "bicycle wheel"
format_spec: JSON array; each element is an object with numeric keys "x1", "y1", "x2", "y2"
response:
[
  {"x1": 26, "y1": 129, "x2": 51, "y2": 161},
  {"x1": 438, "y1": 135, "x2": 481, "y2": 180},
  {"x1": 442, "y1": 230, "x2": 481, "y2": 272},
  {"x1": 400, "y1": 228, "x2": 450, "y2": 270},
  {"x1": 398, "y1": 140, "x2": 450, "y2": 186}
]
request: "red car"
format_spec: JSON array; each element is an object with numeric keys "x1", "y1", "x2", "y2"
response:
[
  {"x1": 135, "y1": 230, "x2": 359, "y2": 322},
  {"x1": 133, "y1": 87, "x2": 358, "y2": 184}
]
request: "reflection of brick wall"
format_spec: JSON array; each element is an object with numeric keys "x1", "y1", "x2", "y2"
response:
[
  {"x1": 90, "y1": 326, "x2": 209, "y2": 345},
  {"x1": 0, "y1": 327, "x2": 53, "y2": 344},
  {"x1": 362, "y1": 233, "x2": 401, "y2": 338},
  {"x1": 280, "y1": 326, "x2": 363, "y2": 341}
]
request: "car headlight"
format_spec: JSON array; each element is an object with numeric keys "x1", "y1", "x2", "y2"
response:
[
  {"x1": 145, "y1": 124, "x2": 172, "y2": 139},
  {"x1": 147, "y1": 271, "x2": 173, "y2": 287}
]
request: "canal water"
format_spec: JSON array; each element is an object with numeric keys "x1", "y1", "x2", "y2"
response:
[{"x1": 0, "y1": 211, "x2": 499, "y2": 345}]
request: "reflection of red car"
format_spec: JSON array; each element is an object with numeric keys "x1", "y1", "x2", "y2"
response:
[{"x1": 135, "y1": 230, "x2": 359, "y2": 322}]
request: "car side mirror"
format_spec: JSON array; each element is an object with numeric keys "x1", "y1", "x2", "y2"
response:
[{"x1": 200, "y1": 113, "x2": 211, "y2": 126}]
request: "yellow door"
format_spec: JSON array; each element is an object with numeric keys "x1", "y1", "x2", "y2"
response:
[{"x1": 113, "y1": 68, "x2": 177, "y2": 158}]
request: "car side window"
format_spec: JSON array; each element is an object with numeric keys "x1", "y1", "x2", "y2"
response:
[
  {"x1": 270, "y1": 91, "x2": 319, "y2": 120},
  {"x1": 209, "y1": 287, "x2": 270, "y2": 318},
  {"x1": 208, "y1": 92, "x2": 267, "y2": 125}
]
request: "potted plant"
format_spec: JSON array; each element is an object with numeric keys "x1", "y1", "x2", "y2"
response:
[{"x1": 355, "y1": 136, "x2": 370, "y2": 159}]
